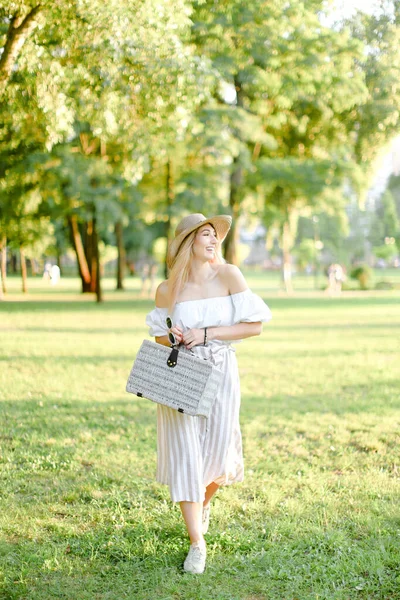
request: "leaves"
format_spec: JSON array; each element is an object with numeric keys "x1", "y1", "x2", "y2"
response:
[{"x1": 1, "y1": 0, "x2": 400, "y2": 277}]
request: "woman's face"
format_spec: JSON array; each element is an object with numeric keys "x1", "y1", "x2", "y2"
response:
[{"x1": 192, "y1": 224, "x2": 218, "y2": 262}]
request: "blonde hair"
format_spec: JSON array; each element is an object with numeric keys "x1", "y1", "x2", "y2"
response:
[{"x1": 166, "y1": 226, "x2": 226, "y2": 314}]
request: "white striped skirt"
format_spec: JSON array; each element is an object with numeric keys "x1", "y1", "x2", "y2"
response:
[{"x1": 156, "y1": 343, "x2": 244, "y2": 503}]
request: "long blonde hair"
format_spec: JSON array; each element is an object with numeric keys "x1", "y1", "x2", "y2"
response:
[{"x1": 166, "y1": 227, "x2": 226, "y2": 314}]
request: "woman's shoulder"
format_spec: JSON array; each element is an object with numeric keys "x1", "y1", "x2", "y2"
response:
[
  {"x1": 211, "y1": 263, "x2": 240, "y2": 280},
  {"x1": 217, "y1": 263, "x2": 248, "y2": 294},
  {"x1": 155, "y1": 280, "x2": 169, "y2": 308}
]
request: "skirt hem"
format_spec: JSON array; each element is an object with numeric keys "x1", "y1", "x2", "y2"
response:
[{"x1": 156, "y1": 473, "x2": 244, "y2": 503}]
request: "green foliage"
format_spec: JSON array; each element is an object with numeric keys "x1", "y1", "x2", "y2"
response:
[
  {"x1": 373, "y1": 243, "x2": 398, "y2": 261},
  {"x1": 1, "y1": 0, "x2": 400, "y2": 281},
  {"x1": 257, "y1": 159, "x2": 356, "y2": 213},
  {"x1": 344, "y1": 9, "x2": 400, "y2": 170},
  {"x1": 297, "y1": 212, "x2": 350, "y2": 264},
  {"x1": 292, "y1": 239, "x2": 316, "y2": 271},
  {"x1": 1, "y1": 0, "x2": 211, "y2": 270},
  {"x1": 369, "y1": 189, "x2": 400, "y2": 249},
  {"x1": 381, "y1": 190, "x2": 400, "y2": 238},
  {"x1": 350, "y1": 264, "x2": 373, "y2": 289},
  {"x1": 388, "y1": 172, "x2": 400, "y2": 217}
]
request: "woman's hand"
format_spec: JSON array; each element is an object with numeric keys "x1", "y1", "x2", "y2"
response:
[
  {"x1": 169, "y1": 325, "x2": 183, "y2": 344},
  {"x1": 182, "y1": 328, "x2": 205, "y2": 350}
]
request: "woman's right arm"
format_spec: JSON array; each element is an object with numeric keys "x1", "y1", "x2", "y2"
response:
[
  {"x1": 154, "y1": 282, "x2": 170, "y2": 347},
  {"x1": 155, "y1": 335, "x2": 171, "y2": 347}
]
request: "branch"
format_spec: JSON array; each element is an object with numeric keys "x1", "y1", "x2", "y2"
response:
[{"x1": 0, "y1": 5, "x2": 42, "y2": 96}]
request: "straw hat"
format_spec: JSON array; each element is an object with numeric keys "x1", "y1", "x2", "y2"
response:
[{"x1": 166, "y1": 213, "x2": 232, "y2": 269}]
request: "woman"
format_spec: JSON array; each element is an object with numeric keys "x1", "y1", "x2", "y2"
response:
[{"x1": 145, "y1": 213, "x2": 272, "y2": 574}]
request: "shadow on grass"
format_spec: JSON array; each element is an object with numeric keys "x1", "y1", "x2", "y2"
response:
[
  {"x1": 240, "y1": 383, "x2": 400, "y2": 417},
  {"x1": 0, "y1": 396, "x2": 157, "y2": 432},
  {"x1": 2, "y1": 372, "x2": 399, "y2": 445}
]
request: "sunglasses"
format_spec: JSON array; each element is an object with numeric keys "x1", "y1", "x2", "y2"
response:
[{"x1": 166, "y1": 316, "x2": 177, "y2": 346}]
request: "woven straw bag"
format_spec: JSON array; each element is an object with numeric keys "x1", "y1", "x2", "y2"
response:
[{"x1": 126, "y1": 339, "x2": 223, "y2": 418}]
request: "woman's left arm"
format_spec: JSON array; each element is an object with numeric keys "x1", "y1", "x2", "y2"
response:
[
  {"x1": 182, "y1": 321, "x2": 261, "y2": 349},
  {"x1": 208, "y1": 321, "x2": 262, "y2": 341}
]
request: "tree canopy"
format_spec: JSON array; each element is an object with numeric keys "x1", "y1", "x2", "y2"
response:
[{"x1": 1, "y1": 0, "x2": 400, "y2": 297}]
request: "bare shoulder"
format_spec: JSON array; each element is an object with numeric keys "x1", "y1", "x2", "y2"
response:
[
  {"x1": 155, "y1": 280, "x2": 169, "y2": 308},
  {"x1": 218, "y1": 263, "x2": 248, "y2": 294}
]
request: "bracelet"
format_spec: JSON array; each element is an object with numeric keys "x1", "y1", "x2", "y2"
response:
[{"x1": 204, "y1": 327, "x2": 208, "y2": 346}]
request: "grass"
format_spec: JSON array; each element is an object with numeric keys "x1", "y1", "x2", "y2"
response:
[{"x1": 0, "y1": 275, "x2": 400, "y2": 599}]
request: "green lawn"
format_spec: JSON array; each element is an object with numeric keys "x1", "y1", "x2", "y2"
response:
[{"x1": 1, "y1": 276, "x2": 399, "y2": 599}]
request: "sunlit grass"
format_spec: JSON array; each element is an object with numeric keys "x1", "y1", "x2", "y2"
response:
[{"x1": 0, "y1": 277, "x2": 399, "y2": 599}]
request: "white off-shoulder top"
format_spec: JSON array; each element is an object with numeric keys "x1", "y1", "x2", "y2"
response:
[{"x1": 145, "y1": 289, "x2": 272, "y2": 342}]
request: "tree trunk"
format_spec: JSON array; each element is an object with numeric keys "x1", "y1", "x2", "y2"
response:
[
  {"x1": 11, "y1": 252, "x2": 17, "y2": 273},
  {"x1": 224, "y1": 77, "x2": 244, "y2": 266},
  {"x1": 224, "y1": 157, "x2": 242, "y2": 265},
  {"x1": 164, "y1": 158, "x2": 174, "y2": 278},
  {"x1": 56, "y1": 239, "x2": 62, "y2": 273},
  {"x1": 68, "y1": 215, "x2": 91, "y2": 291},
  {"x1": 115, "y1": 220, "x2": 125, "y2": 290},
  {"x1": 30, "y1": 258, "x2": 39, "y2": 276},
  {"x1": 0, "y1": 7, "x2": 41, "y2": 96},
  {"x1": 0, "y1": 238, "x2": 3, "y2": 300},
  {"x1": 20, "y1": 246, "x2": 27, "y2": 293},
  {"x1": 92, "y1": 217, "x2": 102, "y2": 303},
  {"x1": 0, "y1": 235, "x2": 7, "y2": 294},
  {"x1": 84, "y1": 220, "x2": 97, "y2": 294},
  {"x1": 281, "y1": 220, "x2": 293, "y2": 295}
]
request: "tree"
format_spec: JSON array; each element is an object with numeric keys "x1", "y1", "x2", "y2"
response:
[
  {"x1": 1, "y1": 0, "x2": 212, "y2": 294},
  {"x1": 191, "y1": 0, "x2": 284, "y2": 263},
  {"x1": 387, "y1": 172, "x2": 400, "y2": 251},
  {"x1": 388, "y1": 173, "x2": 400, "y2": 216},
  {"x1": 341, "y1": 6, "x2": 400, "y2": 192},
  {"x1": 0, "y1": 3, "x2": 41, "y2": 95},
  {"x1": 191, "y1": 0, "x2": 368, "y2": 278},
  {"x1": 381, "y1": 189, "x2": 400, "y2": 239},
  {"x1": 368, "y1": 189, "x2": 400, "y2": 261}
]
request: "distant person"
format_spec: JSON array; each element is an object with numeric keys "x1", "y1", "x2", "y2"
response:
[
  {"x1": 140, "y1": 263, "x2": 150, "y2": 297},
  {"x1": 43, "y1": 262, "x2": 52, "y2": 280},
  {"x1": 50, "y1": 264, "x2": 60, "y2": 285},
  {"x1": 280, "y1": 258, "x2": 293, "y2": 294},
  {"x1": 327, "y1": 263, "x2": 344, "y2": 295},
  {"x1": 140, "y1": 261, "x2": 158, "y2": 298},
  {"x1": 149, "y1": 262, "x2": 158, "y2": 297}
]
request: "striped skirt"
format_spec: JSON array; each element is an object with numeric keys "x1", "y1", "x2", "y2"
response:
[{"x1": 156, "y1": 343, "x2": 244, "y2": 503}]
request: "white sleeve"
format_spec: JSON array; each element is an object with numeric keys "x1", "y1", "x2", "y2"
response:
[
  {"x1": 145, "y1": 307, "x2": 169, "y2": 337},
  {"x1": 231, "y1": 289, "x2": 272, "y2": 324}
]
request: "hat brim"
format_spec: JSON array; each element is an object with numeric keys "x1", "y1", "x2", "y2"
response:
[{"x1": 167, "y1": 215, "x2": 232, "y2": 269}]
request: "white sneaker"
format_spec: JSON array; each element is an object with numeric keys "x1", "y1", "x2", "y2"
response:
[
  {"x1": 202, "y1": 505, "x2": 210, "y2": 535},
  {"x1": 183, "y1": 540, "x2": 206, "y2": 574}
]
